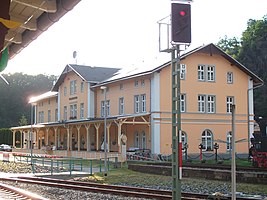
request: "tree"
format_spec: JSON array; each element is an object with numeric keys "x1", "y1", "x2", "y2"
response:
[
  {"x1": 19, "y1": 115, "x2": 28, "y2": 126},
  {"x1": 217, "y1": 35, "x2": 241, "y2": 59}
]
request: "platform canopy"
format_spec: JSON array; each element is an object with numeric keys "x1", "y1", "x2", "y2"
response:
[{"x1": 0, "y1": 0, "x2": 81, "y2": 61}]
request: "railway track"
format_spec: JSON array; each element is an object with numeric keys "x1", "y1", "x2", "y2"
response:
[
  {"x1": 0, "y1": 176, "x2": 263, "y2": 200},
  {"x1": 0, "y1": 182, "x2": 47, "y2": 200}
]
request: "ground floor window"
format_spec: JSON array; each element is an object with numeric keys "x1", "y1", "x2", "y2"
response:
[
  {"x1": 201, "y1": 129, "x2": 213, "y2": 151},
  {"x1": 134, "y1": 131, "x2": 147, "y2": 149}
]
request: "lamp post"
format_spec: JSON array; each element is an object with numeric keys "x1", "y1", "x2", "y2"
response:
[
  {"x1": 100, "y1": 86, "x2": 108, "y2": 176},
  {"x1": 30, "y1": 102, "x2": 36, "y2": 172}
]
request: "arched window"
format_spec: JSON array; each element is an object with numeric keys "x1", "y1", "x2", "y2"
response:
[
  {"x1": 227, "y1": 131, "x2": 232, "y2": 151},
  {"x1": 134, "y1": 131, "x2": 139, "y2": 148},
  {"x1": 201, "y1": 129, "x2": 213, "y2": 151},
  {"x1": 141, "y1": 131, "x2": 146, "y2": 149}
]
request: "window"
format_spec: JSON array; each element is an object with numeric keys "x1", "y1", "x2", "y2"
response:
[
  {"x1": 70, "y1": 104, "x2": 77, "y2": 119},
  {"x1": 80, "y1": 103, "x2": 84, "y2": 119},
  {"x1": 119, "y1": 83, "x2": 123, "y2": 90},
  {"x1": 38, "y1": 111, "x2": 44, "y2": 123},
  {"x1": 180, "y1": 64, "x2": 186, "y2": 80},
  {"x1": 134, "y1": 131, "x2": 140, "y2": 148},
  {"x1": 198, "y1": 64, "x2": 215, "y2": 82},
  {"x1": 55, "y1": 108, "x2": 58, "y2": 121},
  {"x1": 70, "y1": 80, "x2": 77, "y2": 95},
  {"x1": 134, "y1": 80, "x2": 139, "y2": 87},
  {"x1": 198, "y1": 95, "x2": 205, "y2": 113},
  {"x1": 134, "y1": 95, "x2": 140, "y2": 113},
  {"x1": 226, "y1": 96, "x2": 234, "y2": 113},
  {"x1": 48, "y1": 110, "x2": 51, "y2": 122},
  {"x1": 141, "y1": 94, "x2": 146, "y2": 112},
  {"x1": 180, "y1": 94, "x2": 186, "y2": 112},
  {"x1": 198, "y1": 65, "x2": 205, "y2": 81},
  {"x1": 201, "y1": 130, "x2": 213, "y2": 151},
  {"x1": 119, "y1": 97, "x2": 124, "y2": 115},
  {"x1": 227, "y1": 72, "x2": 233, "y2": 84},
  {"x1": 207, "y1": 65, "x2": 215, "y2": 81},
  {"x1": 81, "y1": 82, "x2": 84, "y2": 93},
  {"x1": 63, "y1": 106, "x2": 67, "y2": 120},
  {"x1": 64, "y1": 86, "x2": 67, "y2": 96},
  {"x1": 101, "y1": 100, "x2": 110, "y2": 117},
  {"x1": 141, "y1": 79, "x2": 145, "y2": 86},
  {"x1": 207, "y1": 95, "x2": 215, "y2": 113},
  {"x1": 48, "y1": 99, "x2": 50, "y2": 104},
  {"x1": 141, "y1": 131, "x2": 146, "y2": 149},
  {"x1": 227, "y1": 132, "x2": 232, "y2": 151}
]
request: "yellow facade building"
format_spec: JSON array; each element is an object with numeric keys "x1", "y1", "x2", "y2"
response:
[{"x1": 11, "y1": 44, "x2": 263, "y2": 160}]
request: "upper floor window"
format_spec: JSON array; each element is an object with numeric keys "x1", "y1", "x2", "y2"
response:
[
  {"x1": 141, "y1": 79, "x2": 145, "y2": 86},
  {"x1": 55, "y1": 108, "x2": 58, "y2": 122},
  {"x1": 80, "y1": 103, "x2": 84, "y2": 119},
  {"x1": 38, "y1": 111, "x2": 44, "y2": 123},
  {"x1": 48, "y1": 99, "x2": 50, "y2": 104},
  {"x1": 207, "y1": 65, "x2": 215, "y2": 81},
  {"x1": 63, "y1": 106, "x2": 67, "y2": 120},
  {"x1": 227, "y1": 72, "x2": 233, "y2": 84},
  {"x1": 134, "y1": 95, "x2": 140, "y2": 113},
  {"x1": 101, "y1": 100, "x2": 110, "y2": 117},
  {"x1": 70, "y1": 80, "x2": 77, "y2": 95},
  {"x1": 119, "y1": 97, "x2": 124, "y2": 115},
  {"x1": 180, "y1": 94, "x2": 186, "y2": 112},
  {"x1": 198, "y1": 64, "x2": 215, "y2": 82},
  {"x1": 226, "y1": 96, "x2": 234, "y2": 113},
  {"x1": 134, "y1": 80, "x2": 139, "y2": 87},
  {"x1": 48, "y1": 110, "x2": 51, "y2": 122},
  {"x1": 119, "y1": 83, "x2": 124, "y2": 90},
  {"x1": 198, "y1": 65, "x2": 205, "y2": 81},
  {"x1": 141, "y1": 94, "x2": 146, "y2": 112},
  {"x1": 81, "y1": 82, "x2": 84, "y2": 93},
  {"x1": 70, "y1": 104, "x2": 77, "y2": 119},
  {"x1": 64, "y1": 86, "x2": 67, "y2": 96},
  {"x1": 207, "y1": 95, "x2": 216, "y2": 113},
  {"x1": 180, "y1": 64, "x2": 186, "y2": 80},
  {"x1": 201, "y1": 129, "x2": 213, "y2": 151},
  {"x1": 198, "y1": 95, "x2": 205, "y2": 113}
]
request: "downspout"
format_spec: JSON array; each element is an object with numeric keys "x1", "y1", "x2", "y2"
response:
[{"x1": 247, "y1": 82, "x2": 264, "y2": 151}]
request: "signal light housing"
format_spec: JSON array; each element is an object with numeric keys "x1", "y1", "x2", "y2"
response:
[{"x1": 171, "y1": 3, "x2": 191, "y2": 43}]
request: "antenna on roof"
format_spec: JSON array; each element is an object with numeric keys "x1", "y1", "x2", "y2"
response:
[{"x1": 73, "y1": 51, "x2": 78, "y2": 64}]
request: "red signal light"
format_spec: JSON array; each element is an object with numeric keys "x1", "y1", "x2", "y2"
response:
[{"x1": 179, "y1": 10, "x2": 186, "y2": 16}]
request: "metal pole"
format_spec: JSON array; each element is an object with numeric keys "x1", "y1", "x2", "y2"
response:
[
  {"x1": 30, "y1": 104, "x2": 33, "y2": 172},
  {"x1": 171, "y1": 46, "x2": 181, "y2": 200},
  {"x1": 231, "y1": 104, "x2": 236, "y2": 200},
  {"x1": 104, "y1": 88, "x2": 107, "y2": 176}
]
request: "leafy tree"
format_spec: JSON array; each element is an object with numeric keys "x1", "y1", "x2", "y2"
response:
[
  {"x1": 0, "y1": 73, "x2": 57, "y2": 128},
  {"x1": 19, "y1": 115, "x2": 28, "y2": 126},
  {"x1": 217, "y1": 35, "x2": 241, "y2": 59}
]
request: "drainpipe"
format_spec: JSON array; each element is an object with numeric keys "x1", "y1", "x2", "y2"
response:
[{"x1": 247, "y1": 82, "x2": 263, "y2": 151}]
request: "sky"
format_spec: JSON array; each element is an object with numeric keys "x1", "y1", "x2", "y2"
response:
[{"x1": 4, "y1": 0, "x2": 267, "y2": 76}]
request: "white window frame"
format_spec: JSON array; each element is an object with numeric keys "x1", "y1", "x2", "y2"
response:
[
  {"x1": 201, "y1": 130, "x2": 213, "y2": 151},
  {"x1": 119, "y1": 97, "x2": 124, "y2": 115},
  {"x1": 101, "y1": 100, "x2": 110, "y2": 117},
  {"x1": 227, "y1": 96, "x2": 234, "y2": 113},
  {"x1": 141, "y1": 131, "x2": 146, "y2": 149},
  {"x1": 227, "y1": 72, "x2": 233, "y2": 84},
  {"x1": 141, "y1": 94, "x2": 146, "y2": 113},
  {"x1": 48, "y1": 110, "x2": 51, "y2": 122},
  {"x1": 81, "y1": 82, "x2": 84, "y2": 93},
  {"x1": 70, "y1": 104, "x2": 77, "y2": 119},
  {"x1": 198, "y1": 95, "x2": 205, "y2": 113},
  {"x1": 207, "y1": 65, "x2": 215, "y2": 82},
  {"x1": 80, "y1": 103, "x2": 84, "y2": 119},
  {"x1": 198, "y1": 65, "x2": 205, "y2": 81},
  {"x1": 207, "y1": 95, "x2": 215, "y2": 113},
  {"x1": 63, "y1": 106, "x2": 67, "y2": 120},
  {"x1": 180, "y1": 64, "x2": 186, "y2": 80},
  {"x1": 70, "y1": 80, "x2": 77, "y2": 95},
  {"x1": 64, "y1": 86, "x2": 67, "y2": 96},
  {"x1": 134, "y1": 95, "x2": 140, "y2": 113},
  {"x1": 134, "y1": 131, "x2": 140, "y2": 148},
  {"x1": 55, "y1": 108, "x2": 58, "y2": 121}
]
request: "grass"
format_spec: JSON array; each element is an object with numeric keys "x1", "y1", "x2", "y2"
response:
[{"x1": 89, "y1": 165, "x2": 267, "y2": 195}]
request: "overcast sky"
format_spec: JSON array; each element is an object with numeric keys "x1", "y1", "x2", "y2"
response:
[{"x1": 5, "y1": 0, "x2": 267, "y2": 76}]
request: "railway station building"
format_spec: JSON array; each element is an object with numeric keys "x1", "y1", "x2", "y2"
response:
[{"x1": 10, "y1": 43, "x2": 263, "y2": 160}]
